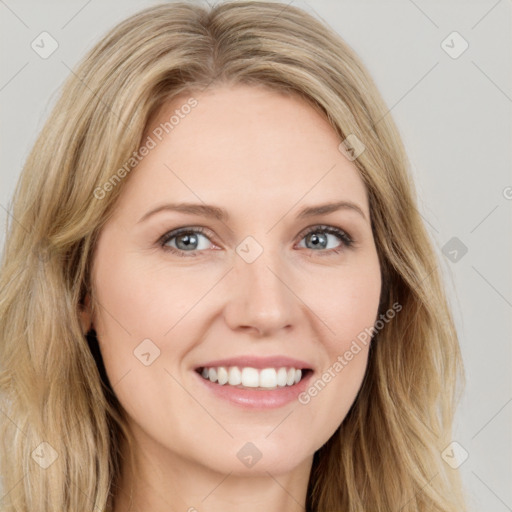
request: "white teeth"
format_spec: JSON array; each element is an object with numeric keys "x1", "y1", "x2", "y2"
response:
[
  {"x1": 217, "y1": 366, "x2": 229, "y2": 385},
  {"x1": 228, "y1": 366, "x2": 242, "y2": 386},
  {"x1": 199, "y1": 366, "x2": 307, "y2": 388},
  {"x1": 276, "y1": 367, "x2": 288, "y2": 387},
  {"x1": 241, "y1": 367, "x2": 259, "y2": 387},
  {"x1": 259, "y1": 368, "x2": 277, "y2": 388}
]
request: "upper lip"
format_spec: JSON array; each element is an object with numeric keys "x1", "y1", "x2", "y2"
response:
[{"x1": 195, "y1": 355, "x2": 314, "y2": 371}]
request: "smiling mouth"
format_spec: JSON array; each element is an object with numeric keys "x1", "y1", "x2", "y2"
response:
[{"x1": 195, "y1": 366, "x2": 313, "y2": 390}]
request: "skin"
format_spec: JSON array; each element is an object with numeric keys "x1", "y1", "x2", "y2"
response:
[{"x1": 81, "y1": 84, "x2": 382, "y2": 512}]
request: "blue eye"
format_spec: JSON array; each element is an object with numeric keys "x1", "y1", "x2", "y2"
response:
[
  {"x1": 158, "y1": 225, "x2": 353, "y2": 257},
  {"x1": 298, "y1": 225, "x2": 353, "y2": 255},
  {"x1": 159, "y1": 227, "x2": 213, "y2": 256}
]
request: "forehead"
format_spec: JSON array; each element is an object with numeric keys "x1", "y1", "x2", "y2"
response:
[{"x1": 114, "y1": 84, "x2": 369, "y2": 221}]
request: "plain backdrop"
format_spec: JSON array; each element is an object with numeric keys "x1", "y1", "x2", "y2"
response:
[{"x1": 1, "y1": 1, "x2": 511, "y2": 510}]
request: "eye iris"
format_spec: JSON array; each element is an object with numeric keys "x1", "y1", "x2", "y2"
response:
[
  {"x1": 176, "y1": 233, "x2": 198, "y2": 250},
  {"x1": 306, "y1": 232, "x2": 327, "y2": 249}
]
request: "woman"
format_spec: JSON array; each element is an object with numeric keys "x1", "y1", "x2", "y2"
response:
[{"x1": 0, "y1": 1, "x2": 468, "y2": 511}]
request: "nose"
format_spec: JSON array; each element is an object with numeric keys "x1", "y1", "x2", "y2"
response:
[{"x1": 223, "y1": 248, "x2": 299, "y2": 336}]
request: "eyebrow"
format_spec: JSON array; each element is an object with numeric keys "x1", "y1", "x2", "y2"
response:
[{"x1": 137, "y1": 200, "x2": 367, "y2": 224}]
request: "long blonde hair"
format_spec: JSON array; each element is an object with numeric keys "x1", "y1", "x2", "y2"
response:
[{"x1": 0, "y1": 1, "x2": 468, "y2": 510}]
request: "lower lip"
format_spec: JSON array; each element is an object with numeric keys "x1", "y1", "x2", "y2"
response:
[{"x1": 193, "y1": 370, "x2": 314, "y2": 409}]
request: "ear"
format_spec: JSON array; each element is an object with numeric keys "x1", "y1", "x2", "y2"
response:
[{"x1": 79, "y1": 293, "x2": 93, "y2": 334}]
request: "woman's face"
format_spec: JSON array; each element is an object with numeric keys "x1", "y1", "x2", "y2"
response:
[{"x1": 87, "y1": 84, "x2": 381, "y2": 477}]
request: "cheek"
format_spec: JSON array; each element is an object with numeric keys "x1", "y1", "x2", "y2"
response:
[
  {"x1": 90, "y1": 247, "x2": 226, "y2": 393},
  {"x1": 296, "y1": 254, "x2": 380, "y2": 424},
  {"x1": 90, "y1": 252, "x2": 209, "y2": 427},
  {"x1": 306, "y1": 253, "x2": 382, "y2": 348},
  {"x1": 92, "y1": 248, "x2": 211, "y2": 338}
]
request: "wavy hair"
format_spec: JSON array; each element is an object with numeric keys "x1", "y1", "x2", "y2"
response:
[{"x1": 0, "y1": 1, "x2": 468, "y2": 510}]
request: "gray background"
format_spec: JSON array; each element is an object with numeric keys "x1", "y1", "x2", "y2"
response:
[{"x1": 1, "y1": 1, "x2": 511, "y2": 510}]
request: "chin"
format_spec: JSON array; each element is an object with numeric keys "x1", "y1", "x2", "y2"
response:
[{"x1": 198, "y1": 436, "x2": 314, "y2": 476}]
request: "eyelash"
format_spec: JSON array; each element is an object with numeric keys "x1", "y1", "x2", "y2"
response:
[{"x1": 158, "y1": 225, "x2": 354, "y2": 258}]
